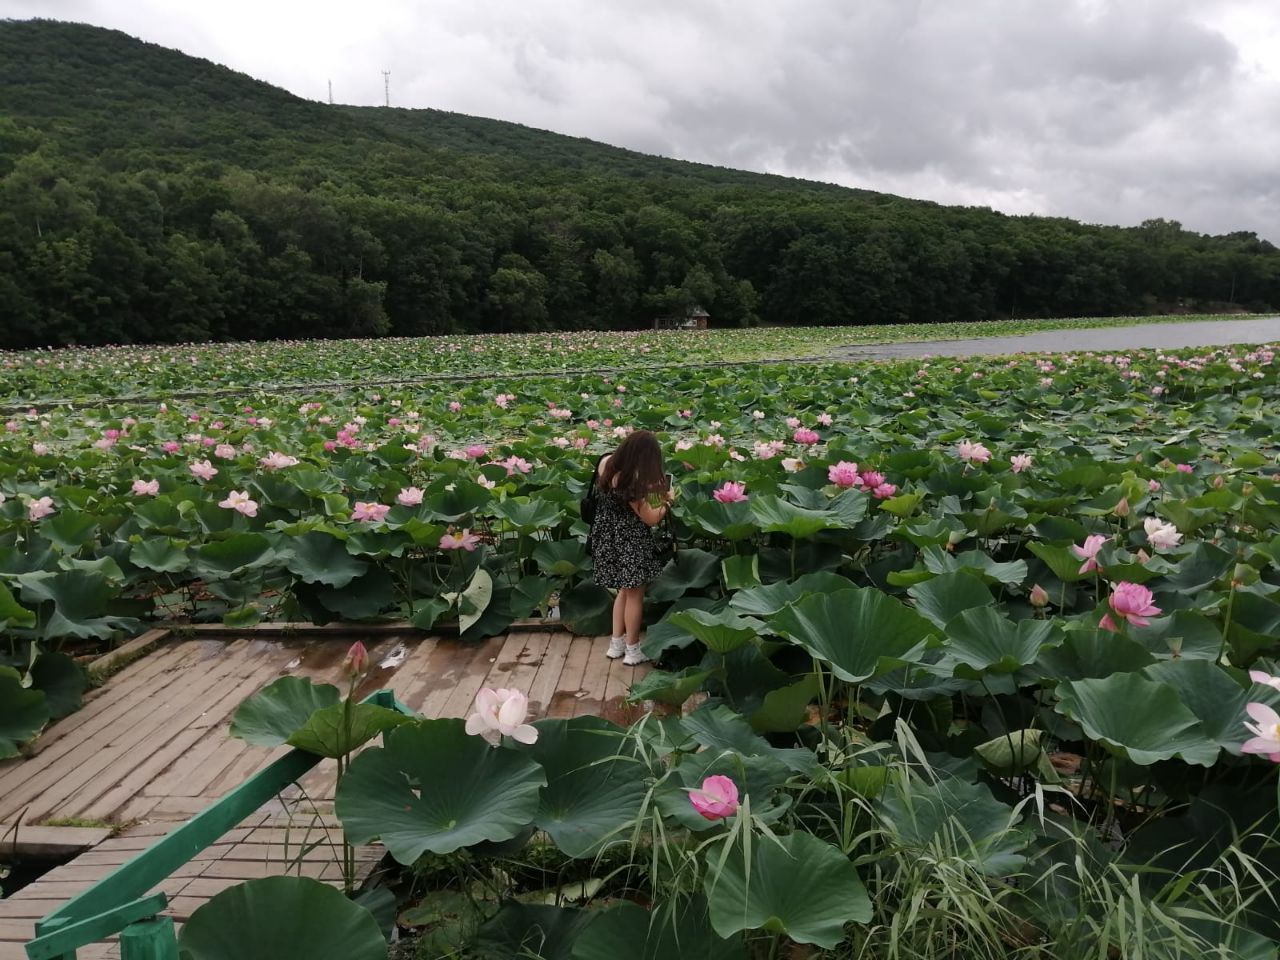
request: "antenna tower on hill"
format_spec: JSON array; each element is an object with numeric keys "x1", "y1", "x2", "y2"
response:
[
  {"x1": 328, "y1": 79, "x2": 333, "y2": 105},
  {"x1": 382, "y1": 70, "x2": 391, "y2": 107}
]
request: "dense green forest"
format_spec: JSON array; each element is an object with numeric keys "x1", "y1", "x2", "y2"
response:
[{"x1": 1, "y1": 18, "x2": 1278, "y2": 348}]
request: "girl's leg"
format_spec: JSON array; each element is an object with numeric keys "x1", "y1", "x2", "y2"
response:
[
  {"x1": 622, "y1": 586, "x2": 649, "y2": 664},
  {"x1": 607, "y1": 590, "x2": 627, "y2": 658}
]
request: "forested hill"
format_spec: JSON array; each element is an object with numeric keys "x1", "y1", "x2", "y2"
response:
[{"x1": 1, "y1": 19, "x2": 1277, "y2": 348}]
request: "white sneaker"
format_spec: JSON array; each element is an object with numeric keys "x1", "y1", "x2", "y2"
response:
[
  {"x1": 606, "y1": 637, "x2": 627, "y2": 659},
  {"x1": 623, "y1": 643, "x2": 650, "y2": 666}
]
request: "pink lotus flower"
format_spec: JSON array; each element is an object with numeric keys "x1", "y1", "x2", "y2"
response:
[
  {"x1": 751, "y1": 410, "x2": 765, "y2": 420},
  {"x1": 1175, "y1": 463, "x2": 1194, "y2": 474},
  {"x1": 860, "y1": 470, "x2": 885, "y2": 489},
  {"x1": 785, "y1": 417, "x2": 801, "y2": 429},
  {"x1": 793, "y1": 428, "x2": 820, "y2": 445},
  {"x1": 465, "y1": 687, "x2": 538, "y2": 745},
  {"x1": 218, "y1": 491, "x2": 258, "y2": 517},
  {"x1": 501, "y1": 456, "x2": 532, "y2": 475},
  {"x1": 1010, "y1": 454, "x2": 1033, "y2": 474},
  {"x1": 343, "y1": 641, "x2": 369, "y2": 678},
  {"x1": 448, "y1": 401, "x2": 462, "y2": 412},
  {"x1": 162, "y1": 441, "x2": 181, "y2": 454},
  {"x1": 131, "y1": 479, "x2": 160, "y2": 497},
  {"x1": 189, "y1": 459, "x2": 218, "y2": 481},
  {"x1": 352, "y1": 502, "x2": 391, "y2": 522},
  {"x1": 781, "y1": 458, "x2": 804, "y2": 473},
  {"x1": 27, "y1": 496, "x2": 56, "y2": 522},
  {"x1": 713, "y1": 481, "x2": 748, "y2": 503},
  {"x1": 214, "y1": 443, "x2": 236, "y2": 460},
  {"x1": 1143, "y1": 517, "x2": 1182, "y2": 551},
  {"x1": 1029, "y1": 584, "x2": 1049, "y2": 608},
  {"x1": 440, "y1": 529, "x2": 481, "y2": 551},
  {"x1": 465, "y1": 444, "x2": 489, "y2": 459},
  {"x1": 689, "y1": 775, "x2": 740, "y2": 821},
  {"x1": 816, "y1": 413, "x2": 833, "y2": 426},
  {"x1": 1109, "y1": 582, "x2": 1161, "y2": 628},
  {"x1": 872, "y1": 483, "x2": 897, "y2": 499},
  {"x1": 31, "y1": 442, "x2": 49, "y2": 456},
  {"x1": 259, "y1": 451, "x2": 298, "y2": 471},
  {"x1": 1241, "y1": 703, "x2": 1280, "y2": 763},
  {"x1": 397, "y1": 486, "x2": 424, "y2": 506},
  {"x1": 1248, "y1": 670, "x2": 1280, "y2": 692},
  {"x1": 1148, "y1": 479, "x2": 1162, "y2": 492},
  {"x1": 1071, "y1": 534, "x2": 1107, "y2": 574},
  {"x1": 828, "y1": 461, "x2": 862, "y2": 488},
  {"x1": 956, "y1": 440, "x2": 992, "y2": 464}
]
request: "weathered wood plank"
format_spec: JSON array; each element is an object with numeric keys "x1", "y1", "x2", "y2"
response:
[
  {"x1": 572, "y1": 637, "x2": 613, "y2": 718},
  {"x1": 547, "y1": 635, "x2": 592, "y2": 718},
  {"x1": 0, "y1": 824, "x2": 111, "y2": 857}
]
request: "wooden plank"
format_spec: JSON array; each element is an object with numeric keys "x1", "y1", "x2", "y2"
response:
[
  {"x1": 496, "y1": 632, "x2": 553, "y2": 702},
  {"x1": 571, "y1": 637, "x2": 613, "y2": 718},
  {"x1": 197, "y1": 859, "x2": 341, "y2": 880},
  {"x1": 87, "y1": 629, "x2": 171, "y2": 679},
  {"x1": 414, "y1": 639, "x2": 486, "y2": 719},
  {"x1": 600, "y1": 653, "x2": 637, "y2": 726},
  {"x1": 436, "y1": 634, "x2": 510, "y2": 720},
  {"x1": 473, "y1": 633, "x2": 531, "y2": 691},
  {"x1": 0, "y1": 899, "x2": 65, "y2": 919},
  {"x1": 0, "y1": 643, "x2": 254, "y2": 821},
  {"x1": 546, "y1": 635, "x2": 592, "y2": 718},
  {"x1": 382, "y1": 637, "x2": 441, "y2": 711},
  {"x1": 0, "y1": 824, "x2": 111, "y2": 857},
  {"x1": 524, "y1": 634, "x2": 571, "y2": 718}
]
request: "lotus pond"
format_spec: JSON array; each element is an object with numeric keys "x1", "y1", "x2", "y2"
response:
[{"x1": 2, "y1": 328, "x2": 1280, "y2": 958}]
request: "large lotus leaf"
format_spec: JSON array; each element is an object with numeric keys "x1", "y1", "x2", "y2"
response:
[
  {"x1": 1225, "y1": 591, "x2": 1280, "y2": 663},
  {"x1": 194, "y1": 533, "x2": 275, "y2": 575},
  {"x1": 626, "y1": 667, "x2": 714, "y2": 707},
  {"x1": 459, "y1": 581, "x2": 515, "y2": 642},
  {"x1": 657, "y1": 747, "x2": 790, "y2": 832},
  {"x1": 458, "y1": 567, "x2": 494, "y2": 634},
  {"x1": 1131, "y1": 611, "x2": 1223, "y2": 661},
  {"x1": 686, "y1": 500, "x2": 757, "y2": 541},
  {"x1": 316, "y1": 569, "x2": 398, "y2": 620},
  {"x1": 749, "y1": 496, "x2": 842, "y2": 539},
  {"x1": 1026, "y1": 542, "x2": 1091, "y2": 583},
  {"x1": 1033, "y1": 629, "x2": 1156, "y2": 681},
  {"x1": 940, "y1": 606, "x2": 1057, "y2": 677},
  {"x1": 283, "y1": 532, "x2": 368, "y2": 587},
  {"x1": 680, "y1": 703, "x2": 817, "y2": 776},
  {"x1": 573, "y1": 899, "x2": 746, "y2": 960},
  {"x1": 533, "y1": 539, "x2": 590, "y2": 578},
  {"x1": 921, "y1": 546, "x2": 1028, "y2": 586},
  {"x1": 41, "y1": 511, "x2": 100, "y2": 553},
  {"x1": 973, "y1": 729, "x2": 1059, "y2": 783},
  {"x1": 728, "y1": 572, "x2": 856, "y2": 617},
  {"x1": 879, "y1": 775, "x2": 1032, "y2": 876},
  {"x1": 559, "y1": 581, "x2": 613, "y2": 636},
  {"x1": 0, "y1": 581, "x2": 35, "y2": 629},
  {"x1": 666, "y1": 608, "x2": 766, "y2": 654},
  {"x1": 907, "y1": 571, "x2": 994, "y2": 629},
  {"x1": 177, "y1": 876, "x2": 386, "y2": 960},
  {"x1": 14, "y1": 570, "x2": 138, "y2": 640},
  {"x1": 287, "y1": 701, "x2": 415, "y2": 759},
  {"x1": 705, "y1": 831, "x2": 870, "y2": 948},
  {"x1": 640, "y1": 597, "x2": 722, "y2": 657},
  {"x1": 1140, "y1": 660, "x2": 1250, "y2": 752},
  {"x1": 769, "y1": 588, "x2": 933, "y2": 683},
  {"x1": 0, "y1": 666, "x2": 49, "y2": 760},
  {"x1": 229, "y1": 676, "x2": 341, "y2": 747},
  {"x1": 490, "y1": 496, "x2": 564, "y2": 532},
  {"x1": 474, "y1": 904, "x2": 590, "y2": 960},
  {"x1": 647, "y1": 548, "x2": 720, "y2": 603},
  {"x1": 426, "y1": 480, "x2": 493, "y2": 522},
  {"x1": 526, "y1": 716, "x2": 647, "y2": 858},
  {"x1": 1053, "y1": 673, "x2": 1219, "y2": 766},
  {"x1": 30, "y1": 651, "x2": 88, "y2": 720},
  {"x1": 336, "y1": 719, "x2": 547, "y2": 862},
  {"x1": 129, "y1": 536, "x2": 191, "y2": 574},
  {"x1": 748, "y1": 673, "x2": 819, "y2": 733},
  {"x1": 721, "y1": 553, "x2": 761, "y2": 590}
]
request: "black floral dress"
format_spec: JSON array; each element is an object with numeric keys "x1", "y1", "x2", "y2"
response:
[{"x1": 590, "y1": 491, "x2": 667, "y2": 588}]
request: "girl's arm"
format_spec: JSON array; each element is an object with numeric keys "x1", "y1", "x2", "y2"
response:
[{"x1": 631, "y1": 498, "x2": 668, "y2": 527}]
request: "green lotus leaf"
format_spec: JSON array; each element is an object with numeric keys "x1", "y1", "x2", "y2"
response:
[
  {"x1": 769, "y1": 588, "x2": 933, "y2": 683},
  {"x1": 128, "y1": 536, "x2": 191, "y2": 574},
  {"x1": 647, "y1": 548, "x2": 720, "y2": 603},
  {"x1": 626, "y1": 666, "x2": 713, "y2": 707},
  {"x1": 705, "y1": 831, "x2": 870, "y2": 948},
  {"x1": 287, "y1": 701, "x2": 415, "y2": 758},
  {"x1": 0, "y1": 581, "x2": 35, "y2": 629},
  {"x1": 748, "y1": 672, "x2": 819, "y2": 733},
  {"x1": 559, "y1": 581, "x2": 613, "y2": 636},
  {"x1": 921, "y1": 546, "x2": 1028, "y2": 585},
  {"x1": 1053, "y1": 673, "x2": 1219, "y2": 766},
  {"x1": 177, "y1": 876, "x2": 387, "y2": 960},
  {"x1": 336, "y1": 719, "x2": 547, "y2": 862},
  {"x1": 749, "y1": 496, "x2": 841, "y2": 539},
  {"x1": 29, "y1": 651, "x2": 88, "y2": 720},
  {"x1": 728, "y1": 572, "x2": 856, "y2": 617},
  {"x1": 229, "y1": 676, "x2": 342, "y2": 747},
  {"x1": 533, "y1": 539, "x2": 590, "y2": 578},
  {"x1": 573, "y1": 899, "x2": 746, "y2": 960},
  {"x1": 491, "y1": 496, "x2": 565, "y2": 531},
  {"x1": 15, "y1": 569, "x2": 138, "y2": 641},
  {"x1": 1140, "y1": 660, "x2": 1250, "y2": 752},
  {"x1": 195, "y1": 533, "x2": 276, "y2": 576},
  {"x1": 474, "y1": 904, "x2": 590, "y2": 960},
  {"x1": 0, "y1": 665, "x2": 49, "y2": 760},
  {"x1": 41, "y1": 511, "x2": 100, "y2": 553},
  {"x1": 283, "y1": 532, "x2": 369, "y2": 587},
  {"x1": 907, "y1": 570, "x2": 994, "y2": 629},
  {"x1": 666, "y1": 608, "x2": 765, "y2": 655},
  {"x1": 721, "y1": 553, "x2": 760, "y2": 590},
  {"x1": 526, "y1": 716, "x2": 646, "y2": 858},
  {"x1": 680, "y1": 703, "x2": 817, "y2": 776},
  {"x1": 879, "y1": 775, "x2": 1033, "y2": 876},
  {"x1": 316, "y1": 569, "x2": 398, "y2": 620},
  {"x1": 686, "y1": 500, "x2": 757, "y2": 541},
  {"x1": 940, "y1": 606, "x2": 1058, "y2": 677},
  {"x1": 1033, "y1": 629, "x2": 1156, "y2": 681}
]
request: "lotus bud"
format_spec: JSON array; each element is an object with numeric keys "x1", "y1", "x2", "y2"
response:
[
  {"x1": 1029, "y1": 584, "x2": 1049, "y2": 608},
  {"x1": 1212, "y1": 474, "x2": 1225, "y2": 489},
  {"x1": 1242, "y1": 482, "x2": 1255, "y2": 498},
  {"x1": 1113, "y1": 497, "x2": 1130, "y2": 518},
  {"x1": 344, "y1": 641, "x2": 369, "y2": 678},
  {"x1": 1136, "y1": 548, "x2": 1151, "y2": 563}
]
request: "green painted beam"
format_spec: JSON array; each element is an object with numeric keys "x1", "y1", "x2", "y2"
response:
[
  {"x1": 26, "y1": 893, "x2": 168, "y2": 960},
  {"x1": 120, "y1": 916, "x2": 179, "y2": 960}
]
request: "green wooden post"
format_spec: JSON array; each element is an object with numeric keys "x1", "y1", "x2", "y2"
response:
[{"x1": 119, "y1": 917, "x2": 178, "y2": 960}]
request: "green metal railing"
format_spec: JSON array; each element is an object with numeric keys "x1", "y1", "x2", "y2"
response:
[{"x1": 25, "y1": 689, "x2": 414, "y2": 960}]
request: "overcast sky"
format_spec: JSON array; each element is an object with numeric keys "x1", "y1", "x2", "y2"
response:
[{"x1": 7, "y1": 0, "x2": 1280, "y2": 240}]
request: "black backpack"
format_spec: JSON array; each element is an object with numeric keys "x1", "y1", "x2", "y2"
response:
[{"x1": 581, "y1": 453, "x2": 609, "y2": 525}]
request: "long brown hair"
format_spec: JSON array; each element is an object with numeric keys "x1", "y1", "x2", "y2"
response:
[{"x1": 598, "y1": 430, "x2": 667, "y2": 502}]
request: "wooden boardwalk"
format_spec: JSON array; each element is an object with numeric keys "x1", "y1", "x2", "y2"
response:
[{"x1": 0, "y1": 631, "x2": 650, "y2": 959}]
